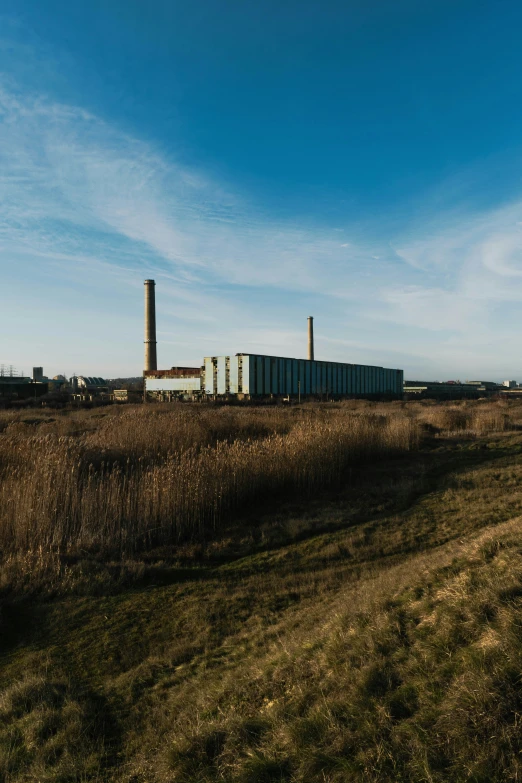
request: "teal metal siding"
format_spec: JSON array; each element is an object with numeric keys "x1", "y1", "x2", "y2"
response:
[
  {"x1": 228, "y1": 354, "x2": 403, "y2": 398},
  {"x1": 271, "y1": 357, "x2": 278, "y2": 395},
  {"x1": 292, "y1": 360, "x2": 296, "y2": 394},
  {"x1": 263, "y1": 356, "x2": 271, "y2": 395},
  {"x1": 255, "y1": 356, "x2": 262, "y2": 395}
]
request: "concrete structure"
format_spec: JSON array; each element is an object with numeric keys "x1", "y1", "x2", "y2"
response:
[
  {"x1": 33, "y1": 367, "x2": 44, "y2": 381},
  {"x1": 307, "y1": 317, "x2": 314, "y2": 361},
  {"x1": 144, "y1": 279, "x2": 157, "y2": 373},
  {"x1": 144, "y1": 367, "x2": 201, "y2": 401},
  {"x1": 113, "y1": 389, "x2": 129, "y2": 402},
  {"x1": 504, "y1": 380, "x2": 517, "y2": 388}
]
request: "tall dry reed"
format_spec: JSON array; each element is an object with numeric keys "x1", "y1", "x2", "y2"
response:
[
  {"x1": 0, "y1": 407, "x2": 418, "y2": 558},
  {"x1": 419, "y1": 403, "x2": 514, "y2": 434}
]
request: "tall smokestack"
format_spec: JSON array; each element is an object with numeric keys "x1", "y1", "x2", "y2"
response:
[
  {"x1": 144, "y1": 279, "x2": 157, "y2": 372},
  {"x1": 307, "y1": 316, "x2": 314, "y2": 361}
]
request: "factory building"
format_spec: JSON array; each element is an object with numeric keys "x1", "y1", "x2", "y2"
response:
[
  {"x1": 142, "y1": 279, "x2": 403, "y2": 401},
  {"x1": 202, "y1": 354, "x2": 403, "y2": 398},
  {"x1": 76, "y1": 376, "x2": 108, "y2": 392},
  {"x1": 0, "y1": 374, "x2": 48, "y2": 400},
  {"x1": 404, "y1": 380, "x2": 500, "y2": 399},
  {"x1": 145, "y1": 368, "x2": 202, "y2": 401},
  {"x1": 144, "y1": 357, "x2": 403, "y2": 400}
]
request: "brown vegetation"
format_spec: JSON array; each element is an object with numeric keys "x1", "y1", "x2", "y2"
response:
[
  {"x1": 0, "y1": 403, "x2": 418, "y2": 564},
  {"x1": 2, "y1": 397, "x2": 522, "y2": 782}
]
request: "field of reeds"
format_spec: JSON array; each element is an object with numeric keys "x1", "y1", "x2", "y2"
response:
[
  {"x1": 3, "y1": 397, "x2": 522, "y2": 782},
  {"x1": 0, "y1": 402, "x2": 420, "y2": 564}
]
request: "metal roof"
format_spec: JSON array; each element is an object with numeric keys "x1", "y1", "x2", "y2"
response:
[{"x1": 78, "y1": 376, "x2": 107, "y2": 385}]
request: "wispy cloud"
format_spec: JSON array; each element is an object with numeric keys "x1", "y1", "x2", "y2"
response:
[
  {"x1": 3, "y1": 78, "x2": 522, "y2": 377},
  {"x1": 0, "y1": 81, "x2": 388, "y2": 299},
  {"x1": 389, "y1": 201, "x2": 522, "y2": 314}
]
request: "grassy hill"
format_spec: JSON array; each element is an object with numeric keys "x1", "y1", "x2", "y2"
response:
[{"x1": 2, "y1": 400, "x2": 522, "y2": 781}]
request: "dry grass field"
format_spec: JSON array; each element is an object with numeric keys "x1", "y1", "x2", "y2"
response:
[
  {"x1": 2, "y1": 398, "x2": 522, "y2": 781},
  {"x1": 0, "y1": 402, "x2": 419, "y2": 578}
]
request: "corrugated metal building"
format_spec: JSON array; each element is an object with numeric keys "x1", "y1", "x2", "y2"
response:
[
  {"x1": 77, "y1": 376, "x2": 108, "y2": 390},
  {"x1": 203, "y1": 354, "x2": 403, "y2": 399},
  {"x1": 145, "y1": 356, "x2": 403, "y2": 400}
]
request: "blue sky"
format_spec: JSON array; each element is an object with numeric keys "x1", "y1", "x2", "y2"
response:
[{"x1": 3, "y1": 0, "x2": 522, "y2": 379}]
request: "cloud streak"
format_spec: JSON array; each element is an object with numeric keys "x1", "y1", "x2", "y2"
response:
[
  {"x1": 0, "y1": 82, "x2": 388, "y2": 298},
  {"x1": 3, "y1": 79, "x2": 522, "y2": 377}
]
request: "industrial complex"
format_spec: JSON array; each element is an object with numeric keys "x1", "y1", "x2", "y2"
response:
[
  {"x1": 0, "y1": 367, "x2": 110, "y2": 403},
  {"x1": 403, "y1": 379, "x2": 522, "y2": 399},
  {"x1": 4, "y1": 279, "x2": 522, "y2": 405},
  {"x1": 142, "y1": 279, "x2": 404, "y2": 401}
]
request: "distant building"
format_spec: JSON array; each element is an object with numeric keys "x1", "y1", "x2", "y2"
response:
[
  {"x1": 47, "y1": 376, "x2": 66, "y2": 391},
  {"x1": 77, "y1": 376, "x2": 108, "y2": 392},
  {"x1": 0, "y1": 375, "x2": 48, "y2": 400},
  {"x1": 404, "y1": 380, "x2": 500, "y2": 399},
  {"x1": 144, "y1": 368, "x2": 201, "y2": 401},
  {"x1": 112, "y1": 389, "x2": 129, "y2": 402},
  {"x1": 466, "y1": 381, "x2": 500, "y2": 389},
  {"x1": 503, "y1": 380, "x2": 517, "y2": 388},
  {"x1": 33, "y1": 367, "x2": 44, "y2": 381}
]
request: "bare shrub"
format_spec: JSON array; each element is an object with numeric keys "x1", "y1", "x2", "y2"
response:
[
  {"x1": 422, "y1": 406, "x2": 473, "y2": 433},
  {"x1": 419, "y1": 401, "x2": 515, "y2": 435}
]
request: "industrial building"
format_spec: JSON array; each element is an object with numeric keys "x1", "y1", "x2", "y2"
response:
[
  {"x1": 30, "y1": 368, "x2": 67, "y2": 393},
  {"x1": 145, "y1": 355, "x2": 403, "y2": 401},
  {"x1": 66, "y1": 375, "x2": 110, "y2": 402},
  {"x1": 76, "y1": 376, "x2": 108, "y2": 392},
  {"x1": 202, "y1": 354, "x2": 402, "y2": 398},
  {"x1": 142, "y1": 280, "x2": 404, "y2": 401},
  {"x1": 0, "y1": 373, "x2": 48, "y2": 400},
  {"x1": 403, "y1": 380, "x2": 502, "y2": 399},
  {"x1": 144, "y1": 368, "x2": 202, "y2": 401}
]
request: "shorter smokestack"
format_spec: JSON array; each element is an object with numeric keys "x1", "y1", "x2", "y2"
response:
[
  {"x1": 307, "y1": 316, "x2": 314, "y2": 361},
  {"x1": 144, "y1": 279, "x2": 157, "y2": 372}
]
